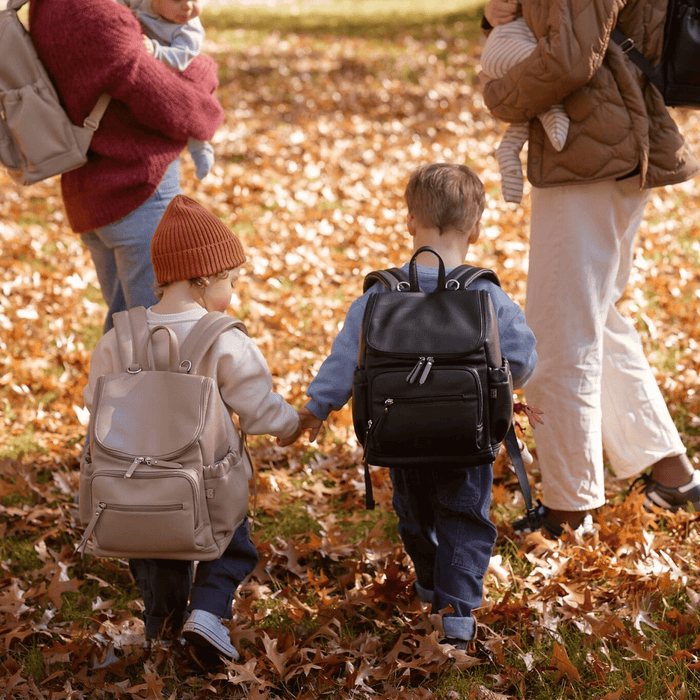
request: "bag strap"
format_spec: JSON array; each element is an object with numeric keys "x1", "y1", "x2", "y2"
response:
[
  {"x1": 179, "y1": 312, "x2": 256, "y2": 521},
  {"x1": 112, "y1": 307, "x2": 149, "y2": 372},
  {"x1": 503, "y1": 425, "x2": 537, "y2": 520},
  {"x1": 6, "y1": 0, "x2": 29, "y2": 11},
  {"x1": 83, "y1": 94, "x2": 112, "y2": 133},
  {"x1": 445, "y1": 265, "x2": 502, "y2": 289},
  {"x1": 362, "y1": 268, "x2": 408, "y2": 293},
  {"x1": 363, "y1": 263, "x2": 502, "y2": 294},
  {"x1": 179, "y1": 312, "x2": 248, "y2": 375},
  {"x1": 610, "y1": 28, "x2": 664, "y2": 93}
]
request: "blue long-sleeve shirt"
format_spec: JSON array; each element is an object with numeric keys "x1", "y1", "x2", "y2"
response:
[{"x1": 306, "y1": 262, "x2": 538, "y2": 420}]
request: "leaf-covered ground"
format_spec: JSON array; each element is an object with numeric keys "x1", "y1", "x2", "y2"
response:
[{"x1": 2, "y1": 3, "x2": 700, "y2": 698}]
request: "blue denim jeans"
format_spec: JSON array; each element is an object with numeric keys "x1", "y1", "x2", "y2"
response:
[
  {"x1": 390, "y1": 464, "x2": 497, "y2": 641},
  {"x1": 128, "y1": 518, "x2": 259, "y2": 639},
  {"x1": 81, "y1": 158, "x2": 182, "y2": 332}
]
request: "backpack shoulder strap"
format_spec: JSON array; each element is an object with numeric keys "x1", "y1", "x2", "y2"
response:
[
  {"x1": 179, "y1": 312, "x2": 248, "y2": 374},
  {"x1": 6, "y1": 0, "x2": 29, "y2": 11},
  {"x1": 610, "y1": 27, "x2": 664, "y2": 92},
  {"x1": 446, "y1": 265, "x2": 501, "y2": 289},
  {"x1": 112, "y1": 307, "x2": 149, "y2": 372},
  {"x1": 362, "y1": 268, "x2": 408, "y2": 293}
]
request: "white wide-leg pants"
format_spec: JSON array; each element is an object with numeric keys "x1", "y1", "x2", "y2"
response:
[{"x1": 525, "y1": 177, "x2": 685, "y2": 511}]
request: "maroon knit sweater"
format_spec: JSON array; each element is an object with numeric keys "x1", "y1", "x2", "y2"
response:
[{"x1": 29, "y1": 0, "x2": 224, "y2": 233}]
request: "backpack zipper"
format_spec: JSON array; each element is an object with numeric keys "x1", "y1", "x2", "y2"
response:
[
  {"x1": 75, "y1": 500, "x2": 185, "y2": 555},
  {"x1": 91, "y1": 468, "x2": 200, "y2": 526},
  {"x1": 124, "y1": 456, "x2": 182, "y2": 478},
  {"x1": 406, "y1": 357, "x2": 425, "y2": 383}
]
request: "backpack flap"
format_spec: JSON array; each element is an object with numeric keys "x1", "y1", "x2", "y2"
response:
[
  {"x1": 91, "y1": 370, "x2": 215, "y2": 460},
  {"x1": 362, "y1": 289, "x2": 491, "y2": 357}
]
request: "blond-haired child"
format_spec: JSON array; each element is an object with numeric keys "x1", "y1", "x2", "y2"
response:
[{"x1": 286, "y1": 163, "x2": 537, "y2": 648}]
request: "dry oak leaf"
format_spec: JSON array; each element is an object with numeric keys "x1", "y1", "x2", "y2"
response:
[
  {"x1": 550, "y1": 641, "x2": 581, "y2": 683},
  {"x1": 46, "y1": 566, "x2": 82, "y2": 610}
]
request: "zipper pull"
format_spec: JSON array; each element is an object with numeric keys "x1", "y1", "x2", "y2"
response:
[
  {"x1": 362, "y1": 420, "x2": 373, "y2": 463},
  {"x1": 418, "y1": 357, "x2": 434, "y2": 385},
  {"x1": 407, "y1": 357, "x2": 425, "y2": 383},
  {"x1": 125, "y1": 457, "x2": 143, "y2": 479},
  {"x1": 75, "y1": 502, "x2": 107, "y2": 555}
]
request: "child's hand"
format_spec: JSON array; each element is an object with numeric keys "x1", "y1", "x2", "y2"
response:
[
  {"x1": 143, "y1": 35, "x2": 155, "y2": 55},
  {"x1": 277, "y1": 407, "x2": 323, "y2": 446},
  {"x1": 298, "y1": 407, "x2": 323, "y2": 443}
]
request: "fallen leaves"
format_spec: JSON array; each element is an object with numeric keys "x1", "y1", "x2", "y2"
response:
[{"x1": 2, "y1": 6, "x2": 700, "y2": 699}]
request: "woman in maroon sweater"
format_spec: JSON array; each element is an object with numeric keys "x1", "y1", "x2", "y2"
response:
[{"x1": 30, "y1": 0, "x2": 224, "y2": 331}]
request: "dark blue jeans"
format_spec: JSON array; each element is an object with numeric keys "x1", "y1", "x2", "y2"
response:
[
  {"x1": 390, "y1": 463, "x2": 497, "y2": 641},
  {"x1": 128, "y1": 518, "x2": 259, "y2": 639}
]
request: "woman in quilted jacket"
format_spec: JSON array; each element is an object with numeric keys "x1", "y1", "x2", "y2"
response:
[
  {"x1": 481, "y1": 0, "x2": 699, "y2": 534},
  {"x1": 29, "y1": 0, "x2": 224, "y2": 332}
]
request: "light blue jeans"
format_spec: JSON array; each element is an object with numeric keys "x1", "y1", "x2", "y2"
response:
[{"x1": 81, "y1": 158, "x2": 182, "y2": 332}]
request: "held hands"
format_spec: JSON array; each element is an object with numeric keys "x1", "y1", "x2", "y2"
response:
[
  {"x1": 277, "y1": 406, "x2": 324, "y2": 447},
  {"x1": 484, "y1": 0, "x2": 521, "y2": 27}
]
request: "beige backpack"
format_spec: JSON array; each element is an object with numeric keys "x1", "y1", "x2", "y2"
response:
[
  {"x1": 77, "y1": 308, "x2": 253, "y2": 560},
  {"x1": 0, "y1": 0, "x2": 110, "y2": 185}
]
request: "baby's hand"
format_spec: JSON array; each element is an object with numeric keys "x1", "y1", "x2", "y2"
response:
[
  {"x1": 143, "y1": 35, "x2": 155, "y2": 55},
  {"x1": 484, "y1": 0, "x2": 521, "y2": 26}
]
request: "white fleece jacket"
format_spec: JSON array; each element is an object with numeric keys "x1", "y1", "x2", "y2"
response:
[{"x1": 83, "y1": 307, "x2": 299, "y2": 446}]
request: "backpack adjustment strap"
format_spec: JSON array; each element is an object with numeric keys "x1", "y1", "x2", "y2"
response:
[{"x1": 83, "y1": 94, "x2": 112, "y2": 132}]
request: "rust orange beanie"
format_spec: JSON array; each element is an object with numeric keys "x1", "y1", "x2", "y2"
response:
[{"x1": 151, "y1": 195, "x2": 246, "y2": 283}]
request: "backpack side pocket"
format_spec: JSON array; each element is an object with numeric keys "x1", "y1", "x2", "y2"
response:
[
  {"x1": 202, "y1": 449, "x2": 250, "y2": 551},
  {"x1": 488, "y1": 359, "x2": 513, "y2": 444}
]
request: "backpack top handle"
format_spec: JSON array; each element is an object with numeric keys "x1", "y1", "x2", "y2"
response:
[{"x1": 409, "y1": 246, "x2": 446, "y2": 292}]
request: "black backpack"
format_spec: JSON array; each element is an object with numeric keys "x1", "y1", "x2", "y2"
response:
[
  {"x1": 611, "y1": 0, "x2": 700, "y2": 108},
  {"x1": 352, "y1": 247, "x2": 516, "y2": 508}
]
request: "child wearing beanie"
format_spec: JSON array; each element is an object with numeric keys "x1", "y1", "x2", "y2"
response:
[{"x1": 83, "y1": 195, "x2": 300, "y2": 663}]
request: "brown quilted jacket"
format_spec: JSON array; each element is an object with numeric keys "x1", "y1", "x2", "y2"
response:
[{"x1": 481, "y1": 0, "x2": 699, "y2": 188}]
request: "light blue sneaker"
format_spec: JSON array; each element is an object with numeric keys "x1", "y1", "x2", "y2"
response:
[{"x1": 182, "y1": 609, "x2": 238, "y2": 661}]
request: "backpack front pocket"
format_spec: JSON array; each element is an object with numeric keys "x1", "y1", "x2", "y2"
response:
[
  {"x1": 86, "y1": 468, "x2": 201, "y2": 556},
  {"x1": 368, "y1": 367, "x2": 485, "y2": 461}
]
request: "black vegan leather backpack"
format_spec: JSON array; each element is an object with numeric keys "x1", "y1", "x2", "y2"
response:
[
  {"x1": 611, "y1": 0, "x2": 700, "y2": 108},
  {"x1": 352, "y1": 247, "x2": 516, "y2": 508}
]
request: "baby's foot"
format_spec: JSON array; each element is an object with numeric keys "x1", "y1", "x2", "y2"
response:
[{"x1": 189, "y1": 142, "x2": 215, "y2": 180}]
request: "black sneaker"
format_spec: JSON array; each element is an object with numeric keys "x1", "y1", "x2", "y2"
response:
[
  {"x1": 513, "y1": 503, "x2": 594, "y2": 537},
  {"x1": 633, "y1": 470, "x2": 700, "y2": 512}
]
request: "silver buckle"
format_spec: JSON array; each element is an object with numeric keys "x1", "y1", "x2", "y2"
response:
[{"x1": 619, "y1": 37, "x2": 635, "y2": 54}]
